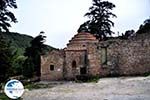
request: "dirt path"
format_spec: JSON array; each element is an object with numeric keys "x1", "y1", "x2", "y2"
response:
[{"x1": 22, "y1": 76, "x2": 150, "y2": 100}]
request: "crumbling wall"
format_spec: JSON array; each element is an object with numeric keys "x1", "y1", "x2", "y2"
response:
[
  {"x1": 40, "y1": 32, "x2": 150, "y2": 81},
  {"x1": 99, "y1": 32, "x2": 150, "y2": 76}
]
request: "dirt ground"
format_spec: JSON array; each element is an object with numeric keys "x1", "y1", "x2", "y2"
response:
[{"x1": 22, "y1": 76, "x2": 150, "y2": 100}]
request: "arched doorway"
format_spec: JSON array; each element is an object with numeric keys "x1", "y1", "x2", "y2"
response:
[
  {"x1": 72, "y1": 60, "x2": 77, "y2": 68},
  {"x1": 72, "y1": 60, "x2": 77, "y2": 77}
]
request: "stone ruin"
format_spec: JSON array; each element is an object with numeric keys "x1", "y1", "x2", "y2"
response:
[{"x1": 41, "y1": 32, "x2": 150, "y2": 80}]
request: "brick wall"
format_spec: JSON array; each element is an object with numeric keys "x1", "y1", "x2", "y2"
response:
[
  {"x1": 64, "y1": 50, "x2": 86, "y2": 79},
  {"x1": 40, "y1": 32, "x2": 150, "y2": 81},
  {"x1": 99, "y1": 32, "x2": 150, "y2": 76},
  {"x1": 41, "y1": 50, "x2": 65, "y2": 80}
]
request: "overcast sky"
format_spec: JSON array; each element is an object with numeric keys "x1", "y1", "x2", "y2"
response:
[{"x1": 10, "y1": 0, "x2": 150, "y2": 48}]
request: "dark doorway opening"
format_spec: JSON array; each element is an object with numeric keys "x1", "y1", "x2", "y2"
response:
[
  {"x1": 72, "y1": 60, "x2": 77, "y2": 68},
  {"x1": 72, "y1": 60, "x2": 77, "y2": 78},
  {"x1": 80, "y1": 67, "x2": 87, "y2": 75}
]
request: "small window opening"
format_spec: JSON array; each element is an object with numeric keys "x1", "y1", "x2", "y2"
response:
[{"x1": 50, "y1": 65, "x2": 54, "y2": 71}]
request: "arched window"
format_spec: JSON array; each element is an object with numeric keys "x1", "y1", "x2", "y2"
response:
[
  {"x1": 101, "y1": 47, "x2": 107, "y2": 65},
  {"x1": 72, "y1": 60, "x2": 77, "y2": 68}
]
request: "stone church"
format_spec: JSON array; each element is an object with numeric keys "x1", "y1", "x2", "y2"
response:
[{"x1": 41, "y1": 32, "x2": 150, "y2": 80}]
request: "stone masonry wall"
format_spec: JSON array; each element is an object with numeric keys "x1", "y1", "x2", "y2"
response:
[
  {"x1": 64, "y1": 50, "x2": 86, "y2": 79},
  {"x1": 99, "y1": 32, "x2": 150, "y2": 76},
  {"x1": 41, "y1": 50, "x2": 64, "y2": 80},
  {"x1": 86, "y1": 43, "x2": 101, "y2": 76},
  {"x1": 40, "y1": 32, "x2": 150, "y2": 81}
]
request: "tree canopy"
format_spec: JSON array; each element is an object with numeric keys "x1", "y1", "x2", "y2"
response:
[
  {"x1": 137, "y1": 17, "x2": 150, "y2": 34},
  {"x1": 0, "y1": 35, "x2": 12, "y2": 82},
  {"x1": 0, "y1": 0, "x2": 17, "y2": 32},
  {"x1": 23, "y1": 32, "x2": 47, "y2": 78},
  {"x1": 78, "y1": 0, "x2": 116, "y2": 40},
  {"x1": 0, "y1": 0, "x2": 17, "y2": 83}
]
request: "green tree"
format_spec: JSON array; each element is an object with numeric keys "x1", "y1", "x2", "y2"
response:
[
  {"x1": 22, "y1": 57, "x2": 34, "y2": 78},
  {"x1": 0, "y1": 0, "x2": 17, "y2": 85},
  {"x1": 120, "y1": 29, "x2": 135, "y2": 39},
  {"x1": 0, "y1": 0, "x2": 17, "y2": 32},
  {"x1": 23, "y1": 32, "x2": 46, "y2": 78},
  {"x1": 144, "y1": 17, "x2": 150, "y2": 24},
  {"x1": 0, "y1": 35, "x2": 12, "y2": 82},
  {"x1": 137, "y1": 17, "x2": 150, "y2": 34},
  {"x1": 10, "y1": 49, "x2": 26, "y2": 75},
  {"x1": 78, "y1": 0, "x2": 116, "y2": 40}
]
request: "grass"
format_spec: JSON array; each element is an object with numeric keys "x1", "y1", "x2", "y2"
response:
[
  {"x1": 0, "y1": 93, "x2": 10, "y2": 100},
  {"x1": 76, "y1": 75, "x2": 100, "y2": 83},
  {"x1": 24, "y1": 83, "x2": 53, "y2": 90},
  {"x1": 143, "y1": 72, "x2": 150, "y2": 77},
  {"x1": 0, "y1": 82, "x2": 47, "y2": 100},
  {"x1": 0, "y1": 82, "x2": 51, "y2": 100},
  {"x1": 25, "y1": 83, "x2": 41, "y2": 90},
  {"x1": 0, "y1": 93, "x2": 22, "y2": 100},
  {"x1": 86, "y1": 76, "x2": 100, "y2": 83}
]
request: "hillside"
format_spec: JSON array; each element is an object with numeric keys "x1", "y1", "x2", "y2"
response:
[{"x1": 1, "y1": 32, "x2": 55, "y2": 55}]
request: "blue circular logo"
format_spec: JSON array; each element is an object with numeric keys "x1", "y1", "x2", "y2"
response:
[{"x1": 4, "y1": 79, "x2": 24, "y2": 99}]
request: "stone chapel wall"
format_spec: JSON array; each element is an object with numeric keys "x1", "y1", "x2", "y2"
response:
[
  {"x1": 41, "y1": 50, "x2": 65, "y2": 80},
  {"x1": 40, "y1": 32, "x2": 150, "y2": 81}
]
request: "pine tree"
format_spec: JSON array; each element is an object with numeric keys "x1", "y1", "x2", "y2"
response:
[
  {"x1": 23, "y1": 32, "x2": 46, "y2": 78},
  {"x1": 78, "y1": 0, "x2": 116, "y2": 40},
  {"x1": 0, "y1": 0, "x2": 17, "y2": 32}
]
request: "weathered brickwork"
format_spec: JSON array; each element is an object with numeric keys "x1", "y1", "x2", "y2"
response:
[
  {"x1": 41, "y1": 50, "x2": 65, "y2": 80},
  {"x1": 86, "y1": 43, "x2": 101, "y2": 76},
  {"x1": 64, "y1": 50, "x2": 86, "y2": 79},
  {"x1": 41, "y1": 32, "x2": 150, "y2": 81},
  {"x1": 64, "y1": 32, "x2": 99, "y2": 80},
  {"x1": 99, "y1": 32, "x2": 150, "y2": 76}
]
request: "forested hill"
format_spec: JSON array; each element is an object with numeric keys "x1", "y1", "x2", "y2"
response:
[{"x1": 1, "y1": 32, "x2": 55, "y2": 55}]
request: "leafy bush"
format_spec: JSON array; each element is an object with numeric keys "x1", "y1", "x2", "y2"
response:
[{"x1": 76, "y1": 75, "x2": 100, "y2": 83}]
